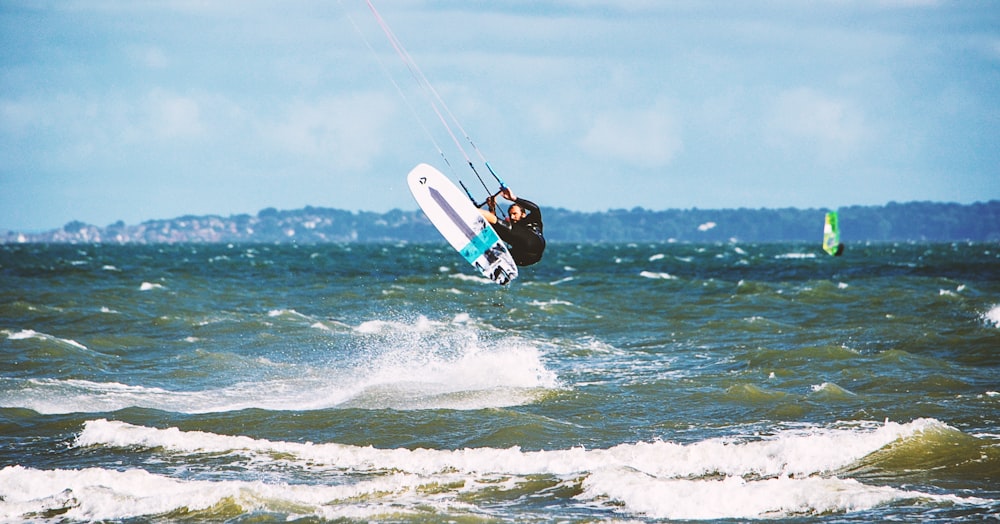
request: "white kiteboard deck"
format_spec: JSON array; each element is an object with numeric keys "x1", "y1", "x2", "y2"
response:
[{"x1": 407, "y1": 163, "x2": 518, "y2": 285}]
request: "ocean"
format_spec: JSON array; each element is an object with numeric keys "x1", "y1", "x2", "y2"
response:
[{"x1": 1, "y1": 241, "x2": 998, "y2": 522}]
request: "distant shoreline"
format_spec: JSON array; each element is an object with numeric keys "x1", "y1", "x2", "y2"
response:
[{"x1": 3, "y1": 200, "x2": 998, "y2": 244}]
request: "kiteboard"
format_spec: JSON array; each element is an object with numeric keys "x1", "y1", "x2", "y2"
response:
[
  {"x1": 823, "y1": 210, "x2": 844, "y2": 256},
  {"x1": 407, "y1": 163, "x2": 518, "y2": 285}
]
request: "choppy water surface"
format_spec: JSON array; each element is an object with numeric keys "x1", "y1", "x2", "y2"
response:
[{"x1": 1, "y1": 242, "x2": 998, "y2": 522}]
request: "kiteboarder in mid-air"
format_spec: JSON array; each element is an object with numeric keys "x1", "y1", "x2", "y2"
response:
[{"x1": 480, "y1": 187, "x2": 545, "y2": 266}]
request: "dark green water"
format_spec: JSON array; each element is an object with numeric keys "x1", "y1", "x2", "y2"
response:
[{"x1": 1, "y1": 242, "x2": 998, "y2": 521}]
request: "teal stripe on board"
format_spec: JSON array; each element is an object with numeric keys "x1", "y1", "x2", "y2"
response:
[{"x1": 458, "y1": 226, "x2": 498, "y2": 264}]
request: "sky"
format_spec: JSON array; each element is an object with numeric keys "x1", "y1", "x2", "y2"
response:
[{"x1": 1, "y1": 0, "x2": 998, "y2": 232}]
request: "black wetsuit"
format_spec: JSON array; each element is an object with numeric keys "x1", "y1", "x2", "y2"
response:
[{"x1": 492, "y1": 197, "x2": 545, "y2": 266}]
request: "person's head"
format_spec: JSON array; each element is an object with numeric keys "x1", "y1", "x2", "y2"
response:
[{"x1": 508, "y1": 204, "x2": 525, "y2": 223}]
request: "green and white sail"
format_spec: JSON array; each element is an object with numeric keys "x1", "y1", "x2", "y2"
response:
[{"x1": 823, "y1": 211, "x2": 843, "y2": 256}]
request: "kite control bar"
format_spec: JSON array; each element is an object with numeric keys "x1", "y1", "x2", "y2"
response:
[
  {"x1": 461, "y1": 161, "x2": 508, "y2": 219},
  {"x1": 460, "y1": 180, "x2": 503, "y2": 210}
]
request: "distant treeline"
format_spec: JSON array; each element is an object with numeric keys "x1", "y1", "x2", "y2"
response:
[
  {"x1": 550, "y1": 201, "x2": 1000, "y2": 243},
  {"x1": 3, "y1": 200, "x2": 998, "y2": 244}
]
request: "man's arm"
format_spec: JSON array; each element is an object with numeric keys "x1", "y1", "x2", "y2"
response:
[{"x1": 515, "y1": 198, "x2": 541, "y2": 222}]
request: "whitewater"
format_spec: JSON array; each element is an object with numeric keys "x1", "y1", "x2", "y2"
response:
[{"x1": 1, "y1": 242, "x2": 998, "y2": 522}]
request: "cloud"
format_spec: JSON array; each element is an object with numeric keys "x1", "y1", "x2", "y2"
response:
[
  {"x1": 266, "y1": 93, "x2": 397, "y2": 170},
  {"x1": 145, "y1": 89, "x2": 205, "y2": 139},
  {"x1": 872, "y1": 0, "x2": 941, "y2": 7},
  {"x1": 3, "y1": 0, "x2": 998, "y2": 231},
  {"x1": 579, "y1": 99, "x2": 683, "y2": 168},
  {"x1": 764, "y1": 87, "x2": 870, "y2": 162},
  {"x1": 553, "y1": 0, "x2": 664, "y2": 12},
  {"x1": 128, "y1": 46, "x2": 170, "y2": 69},
  {"x1": 0, "y1": 99, "x2": 39, "y2": 135}
]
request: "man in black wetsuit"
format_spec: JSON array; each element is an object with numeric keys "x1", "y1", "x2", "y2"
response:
[{"x1": 480, "y1": 187, "x2": 545, "y2": 266}]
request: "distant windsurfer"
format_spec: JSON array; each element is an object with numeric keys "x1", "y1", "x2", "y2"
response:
[{"x1": 480, "y1": 188, "x2": 545, "y2": 266}]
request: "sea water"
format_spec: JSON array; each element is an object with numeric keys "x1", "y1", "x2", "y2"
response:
[{"x1": 1, "y1": 242, "x2": 997, "y2": 522}]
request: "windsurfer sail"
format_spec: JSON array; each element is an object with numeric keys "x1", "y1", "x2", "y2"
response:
[{"x1": 823, "y1": 211, "x2": 844, "y2": 256}]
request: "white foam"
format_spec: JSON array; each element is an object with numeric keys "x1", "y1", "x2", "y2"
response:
[
  {"x1": 139, "y1": 282, "x2": 164, "y2": 291},
  {"x1": 267, "y1": 308, "x2": 326, "y2": 324},
  {"x1": 35, "y1": 418, "x2": 982, "y2": 521},
  {"x1": 335, "y1": 316, "x2": 560, "y2": 409},
  {"x1": 811, "y1": 382, "x2": 857, "y2": 396},
  {"x1": 346, "y1": 342, "x2": 560, "y2": 410},
  {"x1": 580, "y1": 471, "x2": 908, "y2": 520},
  {"x1": 639, "y1": 271, "x2": 677, "y2": 280},
  {"x1": 355, "y1": 316, "x2": 437, "y2": 334},
  {"x1": 5, "y1": 329, "x2": 88, "y2": 350},
  {"x1": 0, "y1": 344, "x2": 557, "y2": 413},
  {"x1": 309, "y1": 321, "x2": 333, "y2": 331},
  {"x1": 528, "y1": 299, "x2": 575, "y2": 310},
  {"x1": 7, "y1": 329, "x2": 39, "y2": 341},
  {"x1": 268, "y1": 308, "x2": 351, "y2": 331},
  {"x1": 0, "y1": 465, "x2": 445, "y2": 522},
  {"x1": 1, "y1": 316, "x2": 560, "y2": 414},
  {"x1": 0, "y1": 379, "x2": 217, "y2": 414},
  {"x1": 983, "y1": 304, "x2": 1000, "y2": 327},
  {"x1": 449, "y1": 273, "x2": 492, "y2": 284},
  {"x1": 72, "y1": 418, "x2": 945, "y2": 478},
  {"x1": 775, "y1": 252, "x2": 816, "y2": 259}
]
